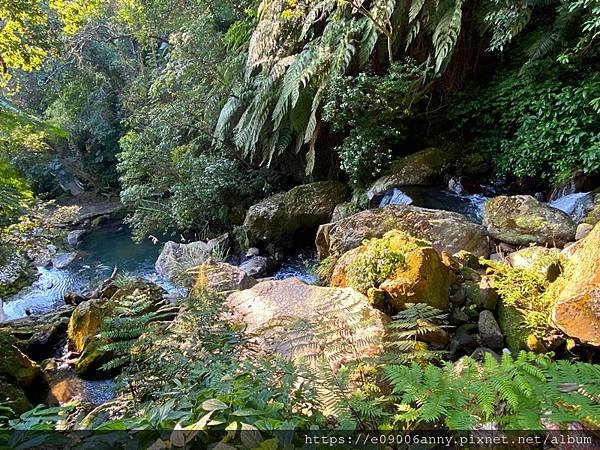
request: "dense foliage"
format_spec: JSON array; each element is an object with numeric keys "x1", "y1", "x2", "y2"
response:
[{"x1": 451, "y1": 60, "x2": 600, "y2": 183}]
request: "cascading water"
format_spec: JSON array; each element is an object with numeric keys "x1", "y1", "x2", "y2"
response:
[
  {"x1": 377, "y1": 186, "x2": 488, "y2": 223},
  {"x1": 548, "y1": 191, "x2": 593, "y2": 223}
]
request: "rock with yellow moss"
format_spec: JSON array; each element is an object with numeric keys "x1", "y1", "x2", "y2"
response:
[
  {"x1": 549, "y1": 222, "x2": 600, "y2": 347},
  {"x1": 331, "y1": 230, "x2": 452, "y2": 314},
  {"x1": 483, "y1": 195, "x2": 576, "y2": 246}
]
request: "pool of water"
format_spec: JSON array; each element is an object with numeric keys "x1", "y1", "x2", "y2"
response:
[{"x1": 4, "y1": 223, "x2": 165, "y2": 321}]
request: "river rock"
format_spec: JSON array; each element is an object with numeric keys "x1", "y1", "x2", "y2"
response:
[
  {"x1": 483, "y1": 195, "x2": 576, "y2": 246},
  {"x1": 68, "y1": 300, "x2": 103, "y2": 353},
  {"x1": 51, "y1": 252, "x2": 77, "y2": 269},
  {"x1": 316, "y1": 205, "x2": 490, "y2": 260},
  {"x1": 581, "y1": 192, "x2": 600, "y2": 225},
  {"x1": 155, "y1": 235, "x2": 228, "y2": 284},
  {"x1": 464, "y1": 276, "x2": 498, "y2": 311},
  {"x1": 0, "y1": 306, "x2": 73, "y2": 361},
  {"x1": 549, "y1": 222, "x2": 600, "y2": 347},
  {"x1": 331, "y1": 202, "x2": 353, "y2": 222},
  {"x1": 65, "y1": 229, "x2": 87, "y2": 246},
  {"x1": 478, "y1": 310, "x2": 504, "y2": 350},
  {"x1": 239, "y1": 256, "x2": 276, "y2": 278},
  {"x1": 575, "y1": 223, "x2": 593, "y2": 240},
  {"x1": 225, "y1": 278, "x2": 387, "y2": 361},
  {"x1": 194, "y1": 262, "x2": 257, "y2": 292},
  {"x1": 243, "y1": 181, "x2": 349, "y2": 249},
  {"x1": 365, "y1": 147, "x2": 457, "y2": 201},
  {"x1": 331, "y1": 231, "x2": 452, "y2": 313},
  {"x1": 0, "y1": 332, "x2": 49, "y2": 410}
]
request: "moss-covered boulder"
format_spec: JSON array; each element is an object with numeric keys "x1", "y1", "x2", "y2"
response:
[
  {"x1": 68, "y1": 300, "x2": 103, "y2": 353},
  {"x1": 331, "y1": 231, "x2": 452, "y2": 314},
  {"x1": 317, "y1": 204, "x2": 490, "y2": 260},
  {"x1": 243, "y1": 181, "x2": 349, "y2": 249},
  {"x1": 365, "y1": 147, "x2": 457, "y2": 201},
  {"x1": 498, "y1": 302, "x2": 528, "y2": 353},
  {"x1": 483, "y1": 195, "x2": 576, "y2": 246},
  {"x1": 0, "y1": 332, "x2": 49, "y2": 408},
  {"x1": 549, "y1": 222, "x2": 600, "y2": 347}
]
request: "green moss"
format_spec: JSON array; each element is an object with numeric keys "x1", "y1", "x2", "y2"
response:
[
  {"x1": 486, "y1": 259, "x2": 555, "y2": 342},
  {"x1": 345, "y1": 230, "x2": 428, "y2": 294}
]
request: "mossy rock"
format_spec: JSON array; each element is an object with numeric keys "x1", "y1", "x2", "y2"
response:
[
  {"x1": 366, "y1": 147, "x2": 458, "y2": 200},
  {"x1": 0, "y1": 333, "x2": 41, "y2": 387},
  {"x1": 332, "y1": 230, "x2": 451, "y2": 314},
  {"x1": 243, "y1": 181, "x2": 349, "y2": 249},
  {"x1": 0, "y1": 378, "x2": 33, "y2": 415},
  {"x1": 464, "y1": 277, "x2": 498, "y2": 311},
  {"x1": 68, "y1": 300, "x2": 104, "y2": 353},
  {"x1": 581, "y1": 193, "x2": 600, "y2": 226},
  {"x1": 483, "y1": 195, "x2": 576, "y2": 246},
  {"x1": 75, "y1": 339, "x2": 115, "y2": 380},
  {"x1": 497, "y1": 301, "x2": 528, "y2": 353}
]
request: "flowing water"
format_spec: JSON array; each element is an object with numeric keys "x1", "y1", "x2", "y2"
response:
[
  {"x1": 3, "y1": 222, "x2": 178, "y2": 321},
  {"x1": 548, "y1": 191, "x2": 594, "y2": 223},
  {"x1": 378, "y1": 186, "x2": 488, "y2": 223}
]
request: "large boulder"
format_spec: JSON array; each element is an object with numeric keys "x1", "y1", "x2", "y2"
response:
[
  {"x1": 243, "y1": 181, "x2": 349, "y2": 249},
  {"x1": 155, "y1": 233, "x2": 228, "y2": 284},
  {"x1": 194, "y1": 262, "x2": 257, "y2": 292},
  {"x1": 0, "y1": 332, "x2": 49, "y2": 410},
  {"x1": 225, "y1": 278, "x2": 387, "y2": 361},
  {"x1": 506, "y1": 246, "x2": 562, "y2": 282},
  {"x1": 483, "y1": 195, "x2": 576, "y2": 246},
  {"x1": 316, "y1": 205, "x2": 490, "y2": 260},
  {"x1": 68, "y1": 300, "x2": 103, "y2": 353},
  {"x1": 549, "y1": 223, "x2": 600, "y2": 347},
  {"x1": 0, "y1": 306, "x2": 73, "y2": 361},
  {"x1": 365, "y1": 147, "x2": 457, "y2": 201},
  {"x1": 331, "y1": 230, "x2": 452, "y2": 313}
]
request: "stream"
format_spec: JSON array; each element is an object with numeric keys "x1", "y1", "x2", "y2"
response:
[{"x1": 3, "y1": 222, "x2": 173, "y2": 321}]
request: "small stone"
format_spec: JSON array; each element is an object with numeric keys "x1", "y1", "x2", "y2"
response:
[
  {"x1": 450, "y1": 308, "x2": 470, "y2": 325},
  {"x1": 449, "y1": 324, "x2": 478, "y2": 356},
  {"x1": 449, "y1": 285, "x2": 466, "y2": 306},
  {"x1": 478, "y1": 310, "x2": 504, "y2": 350},
  {"x1": 470, "y1": 347, "x2": 501, "y2": 362},
  {"x1": 575, "y1": 223, "x2": 593, "y2": 240},
  {"x1": 65, "y1": 229, "x2": 87, "y2": 246},
  {"x1": 239, "y1": 256, "x2": 275, "y2": 278},
  {"x1": 489, "y1": 253, "x2": 505, "y2": 263},
  {"x1": 464, "y1": 277, "x2": 498, "y2": 311},
  {"x1": 245, "y1": 247, "x2": 260, "y2": 258},
  {"x1": 51, "y1": 252, "x2": 77, "y2": 269}
]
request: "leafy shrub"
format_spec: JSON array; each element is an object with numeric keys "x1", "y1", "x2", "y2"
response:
[
  {"x1": 450, "y1": 60, "x2": 600, "y2": 183},
  {"x1": 322, "y1": 62, "x2": 428, "y2": 186}
]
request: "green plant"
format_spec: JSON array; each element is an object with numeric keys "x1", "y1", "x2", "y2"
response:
[
  {"x1": 385, "y1": 303, "x2": 449, "y2": 363},
  {"x1": 385, "y1": 351, "x2": 600, "y2": 430},
  {"x1": 98, "y1": 291, "x2": 178, "y2": 373},
  {"x1": 486, "y1": 258, "x2": 556, "y2": 337},
  {"x1": 345, "y1": 231, "x2": 427, "y2": 294},
  {"x1": 450, "y1": 60, "x2": 600, "y2": 183}
]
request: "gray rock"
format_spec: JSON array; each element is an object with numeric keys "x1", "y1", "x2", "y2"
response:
[
  {"x1": 478, "y1": 310, "x2": 504, "y2": 350},
  {"x1": 155, "y1": 241, "x2": 210, "y2": 284},
  {"x1": 245, "y1": 247, "x2": 260, "y2": 258},
  {"x1": 243, "y1": 181, "x2": 349, "y2": 249},
  {"x1": 65, "y1": 229, "x2": 87, "y2": 246},
  {"x1": 239, "y1": 256, "x2": 275, "y2": 278},
  {"x1": 470, "y1": 347, "x2": 501, "y2": 362},
  {"x1": 575, "y1": 223, "x2": 593, "y2": 240},
  {"x1": 449, "y1": 324, "x2": 478, "y2": 356},
  {"x1": 317, "y1": 204, "x2": 490, "y2": 259},
  {"x1": 51, "y1": 252, "x2": 77, "y2": 269},
  {"x1": 365, "y1": 147, "x2": 457, "y2": 201}
]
